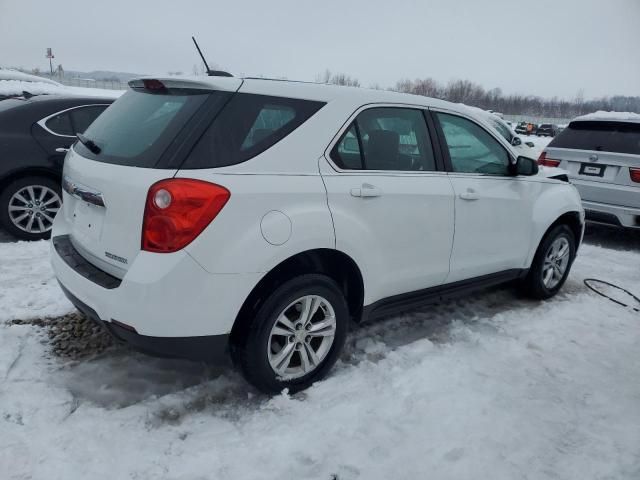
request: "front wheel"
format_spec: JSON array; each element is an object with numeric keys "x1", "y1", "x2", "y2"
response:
[
  {"x1": 521, "y1": 224, "x2": 576, "y2": 299},
  {"x1": 0, "y1": 176, "x2": 62, "y2": 241},
  {"x1": 232, "y1": 274, "x2": 349, "y2": 394}
]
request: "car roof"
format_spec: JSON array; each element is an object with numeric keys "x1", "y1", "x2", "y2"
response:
[
  {"x1": 132, "y1": 75, "x2": 458, "y2": 110},
  {"x1": 572, "y1": 111, "x2": 640, "y2": 124},
  {"x1": 19, "y1": 94, "x2": 114, "y2": 104}
]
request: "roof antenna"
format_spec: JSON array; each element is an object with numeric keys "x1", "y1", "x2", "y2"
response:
[{"x1": 191, "y1": 36, "x2": 233, "y2": 77}]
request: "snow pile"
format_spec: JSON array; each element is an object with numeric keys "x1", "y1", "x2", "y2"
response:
[
  {"x1": 0, "y1": 69, "x2": 62, "y2": 85},
  {"x1": 574, "y1": 111, "x2": 640, "y2": 123},
  {"x1": 1, "y1": 238, "x2": 640, "y2": 479},
  {"x1": 0, "y1": 240, "x2": 73, "y2": 323},
  {"x1": 0, "y1": 79, "x2": 124, "y2": 99}
]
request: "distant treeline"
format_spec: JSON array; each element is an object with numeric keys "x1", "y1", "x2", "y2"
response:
[{"x1": 318, "y1": 70, "x2": 640, "y2": 118}]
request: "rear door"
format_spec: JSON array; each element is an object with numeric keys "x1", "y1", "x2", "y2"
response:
[
  {"x1": 59, "y1": 78, "x2": 242, "y2": 277},
  {"x1": 320, "y1": 106, "x2": 455, "y2": 304},
  {"x1": 544, "y1": 120, "x2": 640, "y2": 208},
  {"x1": 432, "y1": 110, "x2": 538, "y2": 283}
]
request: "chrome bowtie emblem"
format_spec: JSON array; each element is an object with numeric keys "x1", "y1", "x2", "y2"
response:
[{"x1": 62, "y1": 176, "x2": 105, "y2": 207}]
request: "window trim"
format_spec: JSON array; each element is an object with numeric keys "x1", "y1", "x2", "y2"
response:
[
  {"x1": 428, "y1": 108, "x2": 516, "y2": 177},
  {"x1": 325, "y1": 103, "x2": 446, "y2": 174},
  {"x1": 36, "y1": 104, "x2": 111, "y2": 138}
]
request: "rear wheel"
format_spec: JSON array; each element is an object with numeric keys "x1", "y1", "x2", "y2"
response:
[
  {"x1": 0, "y1": 176, "x2": 62, "y2": 240},
  {"x1": 232, "y1": 274, "x2": 349, "y2": 394},
  {"x1": 522, "y1": 224, "x2": 576, "y2": 299}
]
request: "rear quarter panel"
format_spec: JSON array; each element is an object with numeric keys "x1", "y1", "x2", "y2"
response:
[{"x1": 180, "y1": 171, "x2": 335, "y2": 274}]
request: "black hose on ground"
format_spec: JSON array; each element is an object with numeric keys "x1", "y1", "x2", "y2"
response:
[{"x1": 583, "y1": 278, "x2": 640, "y2": 313}]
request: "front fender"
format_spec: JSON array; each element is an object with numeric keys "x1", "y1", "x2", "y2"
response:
[{"x1": 527, "y1": 181, "x2": 584, "y2": 267}]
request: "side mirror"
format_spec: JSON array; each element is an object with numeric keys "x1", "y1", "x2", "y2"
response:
[
  {"x1": 511, "y1": 156, "x2": 539, "y2": 176},
  {"x1": 511, "y1": 136, "x2": 522, "y2": 147}
]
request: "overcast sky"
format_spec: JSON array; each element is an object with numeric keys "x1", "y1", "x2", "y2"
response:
[{"x1": 1, "y1": 0, "x2": 638, "y2": 99}]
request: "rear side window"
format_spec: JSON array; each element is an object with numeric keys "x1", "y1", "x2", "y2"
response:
[
  {"x1": 45, "y1": 112, "x2": 74, "y2": 136},
  {"x1": 331, "y1": 107, "x2": 436, "y2": 171},
  {"x1": 74, "y1": 89, "x2": 214, "y2": 167},
  {"x1": 182, "y1": 94, "x2": 325, "y2": 169},
  {"x1": 549, "y1": 121, "x2": 640, "y2": 155},
  {"x1": 70, "y1": 105, "x2": 108, "y2": 134}
]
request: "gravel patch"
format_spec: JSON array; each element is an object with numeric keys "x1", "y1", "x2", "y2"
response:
[{"x1": 8, "y1": 312, "x2": 114, "y2": 359}]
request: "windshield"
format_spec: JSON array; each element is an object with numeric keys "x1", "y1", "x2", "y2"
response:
[{"x1": 487, "y1": 117, "x2": 513, "y2": 142}]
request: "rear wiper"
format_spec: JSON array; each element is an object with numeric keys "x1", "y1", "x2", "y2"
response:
[{"x1": 76, "y1": 133, "x2": 101, "y2": 154}]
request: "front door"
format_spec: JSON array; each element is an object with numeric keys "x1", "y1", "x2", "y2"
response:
[{"x1": 432, "y1": 110, "x2": 537, "y2": 283}]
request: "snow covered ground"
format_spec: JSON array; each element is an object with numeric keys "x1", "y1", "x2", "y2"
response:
[{"x1": 1, "y1": 227, "x2": 639, "y2": 480}]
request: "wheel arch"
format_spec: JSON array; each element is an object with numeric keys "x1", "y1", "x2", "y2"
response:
[
  {"x1": 230, "y1": 248, "x2": 365, "y2": 347},
  {"x1": 529, "y1": 210, "x2": 583, "y2": 267},
  {"x1": 0, "y1": 167, "x2": 61, "y2": 193},
  {"x1": 547, "y1": 211, "x2": 583, "y2": 247}
]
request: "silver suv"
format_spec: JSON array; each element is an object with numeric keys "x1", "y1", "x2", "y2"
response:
[{"x1": 539, "y1": 112, "x2": 640, "y2": 229}]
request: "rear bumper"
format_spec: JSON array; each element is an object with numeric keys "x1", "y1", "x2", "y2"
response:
[
  {"x1": 582, "y1": 200, "x2": 640, "y2": 229},
  {"x1": 51, "y1": 232, "x2": 262, "y2": 347},
  {"x1": 59, "y1": 282, "x2": 230, "y2": 364}
]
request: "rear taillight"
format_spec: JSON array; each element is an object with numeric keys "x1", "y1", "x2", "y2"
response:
[
  {"x1": 630, "y1": 168, "x2": 640, "y2": 183},
  {"x1": 142, "y1": 179, "x2": 230, "y2": 253},
  {"x1": 537, "y1": 151, "x2": 560, "y2": 168}
]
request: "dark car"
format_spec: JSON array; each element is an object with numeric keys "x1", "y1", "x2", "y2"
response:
[
  {"x1": 515, "y1": 121, "x2": 538, "y2": 136},
  {"x1": 536, "y1": 123, "x2": 558, "y2": 137},
  {"x1": 0, "y1": 94, "x2": 113, "y2": 240}
]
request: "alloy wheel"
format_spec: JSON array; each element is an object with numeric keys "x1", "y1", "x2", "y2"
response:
[
  {"x1": 267, "y1": 295, "x2": 337, "y2": 379},
  {"x1": 542, "y1": 236, "x2": 570, "y2": 289},
  {"x1": 8, "y1": 185, "x2": 61, "y2": 234}
]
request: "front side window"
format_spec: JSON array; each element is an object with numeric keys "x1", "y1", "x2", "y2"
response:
[
  {"x1": 331, "y1": 107, "x2": 436, "y2": 171},
  {"x1": 45, "y1": 112, "x2": 74, "y2": 136},
  {"x1": 436, "y1": 113, "x2": 510, "y2": 175}
]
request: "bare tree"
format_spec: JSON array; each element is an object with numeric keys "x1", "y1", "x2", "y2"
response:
[{"x1": 316, "y1": 69, "x2": 360, "y2": 87}]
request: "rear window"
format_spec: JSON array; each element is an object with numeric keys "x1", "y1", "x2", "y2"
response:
[
  {"x1": 70, "y1": 105, "x2": 108, "y2": 134},
  {"x1": 45, "y1": 111, "x2": 74, "y2": 136},
  {"x1": 74, "y1": 89, "x2": 215, "y2": 167},
  {"x1": 549, "y1": 121, "x2": 640, "y2": 155},
  {"x1": 181, "y1": 93, "x2": 325, "y2": 169}
]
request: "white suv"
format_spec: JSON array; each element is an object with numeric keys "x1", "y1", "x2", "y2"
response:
[{"x1": 51, "y1": 76, "x2": 584, "y2": 393}]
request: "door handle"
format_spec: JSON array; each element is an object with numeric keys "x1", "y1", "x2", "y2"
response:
[
  {"x1": 55, "y1": 147, "x2": 70, "y2": 153},
  {"x1": 459, "y1": 189, "x2": 479, "y2": 201},
  {"x1": 350, "y1": 183, "x2": 382, "y2": 198}
]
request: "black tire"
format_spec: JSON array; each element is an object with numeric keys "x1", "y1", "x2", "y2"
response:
[
  {"x1": 521, "y1": 224, "x2": 576, "y2": 299},
  {"x1": 231, "y1": 274, "x2": 349, "y2": 394},
  {"x1": 0, "y1": 175, "x2": 62, "y2": 241}
]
